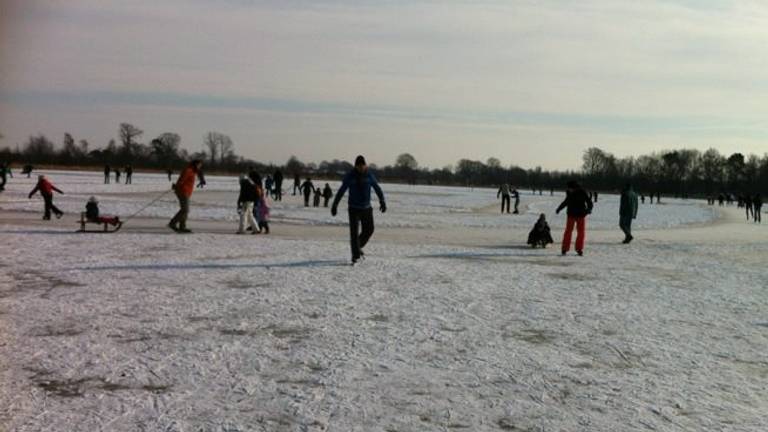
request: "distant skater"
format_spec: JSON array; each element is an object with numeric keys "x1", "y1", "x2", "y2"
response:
[
  {"x1": 273, "y1": 169, "x2": 284, "y2": 201},
  {"x1": 255, "y1": 186, "x2": 271, "y2": 234},
  {"x1": 236, "y1": 174, "x2": 258, "y2": 234},
  {"x1": 264, "y1": 175, "x2": 274, "y2": 198},
  {"x1": 300, "y1": 177, "x2": 315, "y2": 207},
  {"x1": 22, "y1": 164, "x2": 33, "y2": 178},
  {"x1": 619, "y1": 183, "x2": 639, "y2": 244},
  {"x1": 104, "y1": 165, "x2": 111, "y2": 184},
  {"x1": 497, "y1": 183, "x2": 511, "y2": 213},
  {"x1": 28, "y1": 175, "x2": 64, "y2": 220},
  {"x1": 166, "y1": 168, "x2": 173, "y2": 182},
  {"x1": 556, "y1": 180, "x2": 593, "y2": 256},
  {"x1": 754, "y1": 194, "x2": 763, "y2": 223},
  {"x1": 313, "y1": 188, "x2": 322, "y2": 207},
  {"x1": 744, "y1": 194, "x2": 753, "y2": 221},
  {"x1": 527, "y1": 213, "x2": 554, "y2": 248},
  {"x1": 125, "y1": 165, "x2": 133, "y2": 184},
  {"x1": 322, "y1": 183, "x2": 333, "y2": 207},
  {"x1": 196, "y1": 170, "x2": 207, "y2": 189},
  {"x1": 0, "y1": 163, "x2": 8, "y2": 191},
  {"x1": 331, "y1": 155, "x2": 386, "y2": 265},
  {"x1": 169, "y1": 160, "x2": 202, "y2": 233},
  {"x1": 511, "y1": 187, "x2": 520, "y2": 214},
  {"x1": 293, "y1": 174, "x2": 301, "y2": 196},
  {"x1": 114, "y1": 168, "x2": 121, "y2": 184}
]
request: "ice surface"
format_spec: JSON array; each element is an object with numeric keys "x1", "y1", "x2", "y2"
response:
[{"x1": 1, "y1": 170, "x2": 765, "y2": 431}]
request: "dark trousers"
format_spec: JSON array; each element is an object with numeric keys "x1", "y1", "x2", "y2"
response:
[
  {"x1": 104, "y1": 174, "x2": 110, "y2": 184},
  {"x1": 755, "y1": 205, "x2": 762, "y2": 223},
  {"x1": 619, "y1": 215, "x2": 633, "y2": 240},
  {"x1": 42, "y1": 194, "x2": 63, "y2": 219},
  {"x1": 303, "y1": 191, "x2": 311, "y2": 206},
  {"x1": 126, "y1": 174, "x2": 132, "y2": 184},
  {"x1": 348, "y1": 207, "x2": 374, "y2": 260},
  {"x1": 500, "y1": 194, "x2": 510, "y2": 213},
  {"x1": 274, "y1": 182, "x2": 282, "y2": 201},
  {"x1": 513, "y1": 199, "x2": 520, "y2": 214},
  {"x1": 170, "y1": 193, "x2": 190, "y2": 229}
]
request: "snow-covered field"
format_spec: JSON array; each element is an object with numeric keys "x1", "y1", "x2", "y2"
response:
[{"x1": 1, "y1": 170, "x2": 767, "y2": 431}]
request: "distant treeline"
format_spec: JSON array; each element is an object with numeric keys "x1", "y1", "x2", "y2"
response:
[{"x1": 1, "y1": 124, "x2": 766, "y2": 196}]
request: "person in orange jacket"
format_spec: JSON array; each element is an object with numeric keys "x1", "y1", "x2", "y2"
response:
[{"x1": 168, "y1": 159, "x2": 202, "y2": 233}]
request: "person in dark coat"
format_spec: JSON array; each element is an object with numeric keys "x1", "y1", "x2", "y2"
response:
[
  {"x1": 166, "y1": 168, "x2": 173, "y2": 182},
  {"x1": 248, "y1": 168, "x2": 262, "y2": 189},
  {"x1": 236, "y1": 174, "x2": 259, "y2": 234},
  {"x1": 273, "y1": 169, "x2": 284, "y2": 201},
  {"x1": 511, "y1": 187, "x2": 520, "y2": 214},
  {"x1": 300, "y1": 178, "x2": 315, "y2": 207},
  {"x1": 331, "y1": 155, "x2": 386, "y2": 265},
  {"x1": 556, "y1": 180, "x2": 593, "y2": 256},
  {"x1": 0, "y1": 163, "x2": 8, "y2": 191},
  {"x1": 23, "y1": 164, "x2": 33, "y2": 178},
  {"x1": 114, "y1": 167, "x2": 121, "y2": 183},
  {"x1": 28, "y1": 175, "x2": 64, "y2": 220},
  {"x1": 619, "y1": 183, "x2": 639, "y2": 244},
  {"x1": 754, "y1": 193, "x2": 763, "y2": 223},
  {"x1": 744, "y1": 194, "x2": 753, "y2": 221},
  {"x1": 125, "y1": 165, "x2": 133, "y2": 184},
  {"x1": 196, "y1": 170, "x2": 207, "y2": 188},
  {"x1": 293, "y1": 174, "x2": 301, "y2": 196},
  {"x1": 322, "y1": 183, "x2": 333, "y2": 207},
  {"x1": 527, "y1": 213, "x2": 554, "y2": 248},
  {"x1": 85, "y1": 196, "x2": 120, "y2": 226},
  {"x1": 104, "y1": 165, "x2": 111, "y2": 184},
  {"x1": 497, "y1": 183, "x2": 511, "y2": 214},
  {"x1": 313, "y1": 188, "x2": 322, "y2": 207}
]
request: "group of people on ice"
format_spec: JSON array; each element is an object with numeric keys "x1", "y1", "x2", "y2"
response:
[
  {"x1": 526, "y1": 180, "x2": 639, "y2": 254},
  {"x1": 103, "y1": 164, "x2": 134, "y2": 184}
]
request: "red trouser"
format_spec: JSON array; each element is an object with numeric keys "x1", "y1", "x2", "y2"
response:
[{"x1": 561, "y1": 216, "x2": 586, "y2": 252}]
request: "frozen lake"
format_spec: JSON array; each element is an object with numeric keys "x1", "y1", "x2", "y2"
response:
[{"x1": 1, "y1": 169, "x2": 766, "y2": 431}]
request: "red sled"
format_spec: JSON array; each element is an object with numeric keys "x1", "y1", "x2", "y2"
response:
[{"x1": 78, "y1": 212, "x2": 123, "y2": 233}]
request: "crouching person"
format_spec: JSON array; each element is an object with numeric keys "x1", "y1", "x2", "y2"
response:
[{"x1": 527, "y1": 213, "x2": 554, "y2": 248}]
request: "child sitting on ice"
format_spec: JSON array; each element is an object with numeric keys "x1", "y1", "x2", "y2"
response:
[
  {"x1": 527, "y1": 213, "x2": 554, "y2": 248},
  {"x1": 85, "y1": 196, "x2": 121, "y2": 226}
]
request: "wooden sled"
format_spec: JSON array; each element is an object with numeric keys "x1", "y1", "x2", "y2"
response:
[{"x1": 78, "y1": 212, "x2": 123, "y2": 233}]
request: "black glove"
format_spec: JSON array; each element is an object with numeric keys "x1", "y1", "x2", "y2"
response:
[
  {"x1": 331, "y1": 206, "x2": 337, "y2": 217},
  {"x1": 380, "y1": 202, "x2": 387, "y2": 213}
]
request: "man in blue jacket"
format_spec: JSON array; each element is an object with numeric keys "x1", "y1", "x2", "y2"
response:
[{"x1": 331, "y1": 155, "x2": 387, "y2": 265}]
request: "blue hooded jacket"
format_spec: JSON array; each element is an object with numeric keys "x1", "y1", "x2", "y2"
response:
[{"x1": 333, "y1": 170, "x2": 385, "y2": 210}]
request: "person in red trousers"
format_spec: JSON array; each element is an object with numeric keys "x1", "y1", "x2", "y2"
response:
[{"x1": 556, "y1": 180, "x2": 593, "y2": 256}]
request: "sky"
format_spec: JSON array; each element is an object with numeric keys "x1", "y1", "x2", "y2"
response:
[{"x1": 1, "y1": 0, "x2": 768, "y2": 170}]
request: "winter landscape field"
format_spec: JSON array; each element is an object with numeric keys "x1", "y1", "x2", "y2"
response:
[{"x1": 1, "y1": 170, "x2": 766, "y2": 432}]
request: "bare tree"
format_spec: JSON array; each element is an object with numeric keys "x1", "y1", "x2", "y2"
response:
[
  {"x1": 204, "y1": 132, "x2": 230, "y2": 166},
  {"x1": 219, "y1": 134, "x2": 234, "y2": 164},
  {"x1": 119, "y1": 123, "x2": 144, "y2": 161}
]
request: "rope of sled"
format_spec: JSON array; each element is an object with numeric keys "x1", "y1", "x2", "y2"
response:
[{"x1": 122, "y1": 188, "x2": 174, "y2": 222}]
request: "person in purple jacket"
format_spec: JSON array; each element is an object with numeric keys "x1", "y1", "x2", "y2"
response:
[{"x1": 331, "y1": 155, "x2": 387, "y2": 265}]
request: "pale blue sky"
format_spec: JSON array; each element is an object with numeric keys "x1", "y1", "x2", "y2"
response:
[{"x1": 2, "y1": 0, "x2": 768, "y2": 169}]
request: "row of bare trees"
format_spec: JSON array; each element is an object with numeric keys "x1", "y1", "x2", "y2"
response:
[
  {"x1": 1, "y1": 125, "x2": 766, "y2": 195},
  {"x1": 0, "y1": 123, "x2": 262, "y2": 173}
]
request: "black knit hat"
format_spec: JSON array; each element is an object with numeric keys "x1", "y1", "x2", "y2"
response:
[{"x1": 354, "y1": 155, "x2": 366, "y2": 166}]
